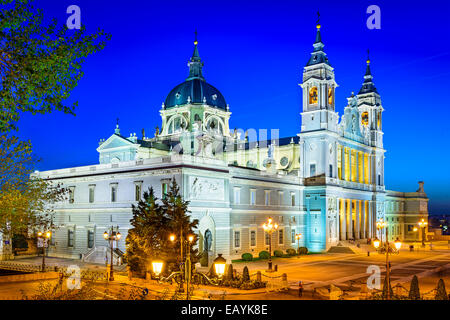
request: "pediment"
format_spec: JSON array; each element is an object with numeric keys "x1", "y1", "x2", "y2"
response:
[{"x1": 96, "y1": 134, "x2": 136, "y2": 152}]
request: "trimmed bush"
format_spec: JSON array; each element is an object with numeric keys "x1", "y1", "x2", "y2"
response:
[
  {"x1": 408, "y1": 275, "x2": 420, "y2": 300},
  {"x1": 200, "y1": 251, "x2": 209, "y2": 267},
  {"x1": 298, "y1": 247, "x2": 308, "y2": 255},
  {"x1": 225, "y1": 264, "x2": 234, "y2": 281},
  {"x1": 273, "y1": 250, "x2": 283, "y2": 257},
  {"x1": 242, "y1": 266, "x2": 250, "y2": 282},
  {"x1": 258, "y1": 251, "x2": 270, "y2": 259},
  {"x1": 241, "y1": 253, "x2": 253, "y2": 261},
  {"x1": 286, "y1": 248, "x2": 296, "y2": 256},
  {"x1": 435, "y1": 279, "x2": 448, "y2": 300}
]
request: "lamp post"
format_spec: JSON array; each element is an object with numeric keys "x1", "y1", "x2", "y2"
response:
[
  {"x1": 103, "y1": 226, "x2": 121, "y2": 281},
  {"x1": 37, "y1": 231, "x2": 51, "y2": 272},
  {"x1": 295, "y1": 233, "x2": 302, "y2": 258},
  {"x1": 418, "y1": 218, "x2": 428, "y2": 247},
  {"x1": 169, "y1": 233, "x2": 195, "y2": 299},
  {"x1": 262, "y1": 217, "x2": 278, "y2": 271},
  {"x1": 373, "y1": 219, "x2": 402, "y2": 300}
]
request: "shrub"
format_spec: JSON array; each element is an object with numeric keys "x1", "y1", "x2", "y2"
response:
[
  {"x1": 241, "y1": 253, "x2": 253, "y2": 261},
  {"x1": 298, "y1": 247, "x2": 308, "y2": 255},
  {"x1": 225, "y1": 264, "x2": 234, "y2": 281},
  {"x1": 200, "y1": 251, "x2": 208, "y2": 267},
  {"x1": 286, "y1": 248, "x2": 296, "y2": 256},
  {"x1": 435, "y1": 279, "x2": 448, "y2": 300},
  {"x1": 409, "y1": 275, "x2": 420, "y2": 300},
  {"x1": 273, "y1": 250, "x2": 283, "y2": 257},
  {"x1": 258, "y1": 251, "x2": 270, "y2": 259},
  {"x1": 242, "y1": 266, "x2": 250, "y2": 282}
]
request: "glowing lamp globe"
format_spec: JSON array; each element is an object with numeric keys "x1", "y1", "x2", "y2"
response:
[
  {"x1": 152, "y1": 260, "x2": 164, "y2": 276},
  {"x1": 169, "y1": 234, "x2": 176, "y2": 242},
  {"x1": 394, "y1": 238, "x2": 402, "y2": 250},
  {"x1": 116, "y1": 232, "x2": 122, "y2": 240},
  {"x1": 103, "y1": 231, "x2": 109, "y2": 240},
  {"x1": 213, "y1": 254, "x2": 226, "y2": 278},
  {"x1": 373, "y1": 238, "x2": 381, "y2": 249}
]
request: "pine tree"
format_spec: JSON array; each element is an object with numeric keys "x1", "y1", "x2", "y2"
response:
[
  {"x1": 125, "y1": 188, "x2": 172, "y2": 275},
  {"x1": 408, "y1": 275, "x2": 421, "y2": 300},
  {"x1": 162, "y1": 178, "x2": 199, "y2": 271},
  {"x1": 435, "y1": 279, "x2": 448, "y2": 300}
]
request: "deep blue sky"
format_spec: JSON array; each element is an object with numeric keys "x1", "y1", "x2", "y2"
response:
[{"x1": 17, "y1": 0, "x2": 450, "y2": 214}]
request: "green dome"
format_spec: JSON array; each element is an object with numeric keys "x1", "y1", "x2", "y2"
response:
[
  {"x1": 164, "y1": 78, "x2": 227, "y2": 110},
  {"x1": 164, "y1": 37, "x2": 227, "y2": 111}
]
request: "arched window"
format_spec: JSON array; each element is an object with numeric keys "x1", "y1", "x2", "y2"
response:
[
  {"x1": 167, "y1": 115, "x2": 187, "y2": 135},
  {"x1": 309, "y1": 87, "x2": 318, "y2": 104},
  {"x1": 205, "y1": 116, "x2": 224, "y2": 134}
]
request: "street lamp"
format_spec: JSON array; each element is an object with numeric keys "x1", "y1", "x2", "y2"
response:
[
  {"x1": 373, "y1": 219, "x2": 401, "y2": 300},
  {"x1": 262, "y1": 217, "x2": 278, "y2": 271},
  {"x1": 418, "y1": 218, "x2": 428, "y2": 247},
  {"x1": 37, "y1": 231, "x2": 51, "y2": 272},
  {"x1": 103, "y1": 226, "x2": 121, "y2": 281},
  {"x1": 152, "y1": 260, "x2": 164, "y2": 278},
  {"x1": 295, "y1": 233, "x2": 302, "y2": 258},
  {"x1": 169, "y1": 233, "x2": 196, "y2": 299},
  {"x1": 213, "y1": 254, "x2": 226, "y2": 279}
]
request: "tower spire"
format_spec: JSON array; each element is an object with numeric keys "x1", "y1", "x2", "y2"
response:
[
  {"x1": 306, "y1": 12, "x2": 330, "y2": 67},
  {"x1": 115, "y1": 118, "x2": 121, "y2": 135},
  {"x1": 358, "y1": 50, "x2": 378, "y2": 94},
  {"x1": 187, "y1": 30, "x2": 205, "y2": 81}
]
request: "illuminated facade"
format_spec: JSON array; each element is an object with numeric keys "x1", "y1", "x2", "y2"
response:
[{"x1": 32, "y1": 23, "x2": 428, "y2": 262}]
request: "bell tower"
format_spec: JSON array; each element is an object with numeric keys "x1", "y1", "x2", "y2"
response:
[{"x1": 300, "y1": 19, "x2": 339, "y2": 133}]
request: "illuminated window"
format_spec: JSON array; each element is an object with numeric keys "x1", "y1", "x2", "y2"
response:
[
  {"x1": 250, "y1": 189, "x2": 256, "y2": 206},
  {"x1": 351, "y1": 150, "x2": 356, "y2": 182},
  {"x1": 337, "y1": 145, "x2": 342, "y2": 179},
  {"x1": 309, "y1": 87, "x2": 318, "y2": 104},
  {"x1": 328, "y1": 87, "x2": 333, "y2": 105},
  {"x1": 361, "y1": 112, "x2": 369, "y2": 126},
  {"x1": 279, "y1": 229, "x2": 284, "y2": 245},
  {"x1": 344, "y1": 148, "x2": 350, "y2": 181}
]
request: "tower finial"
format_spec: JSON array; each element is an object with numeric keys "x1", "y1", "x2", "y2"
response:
[
  {"x1": 194, "y1": 30, "x2": 198, "y2": 46},
  {"x1": 316, "y1": 10, "x2": 321, "y2": 29},
  {"x1": 115, "y1": 118, "x2": 121, "y2": 135},
  {"x1": 366, "y1": 49, "x2": 371, "y2": 64},
  {"x1": 187, "y1": 31, "x2": 204, "y2": 80}
]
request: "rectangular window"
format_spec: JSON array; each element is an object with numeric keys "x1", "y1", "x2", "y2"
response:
[
  {"x1": 329, "y1": 164, "x2": 333, "y2": 178},
  {"x1": 278, "y1": 191, "x2": 283, "y2": 206},
  {"x1": 111, "y1": 184, "x2": 117, "y2": 202},
  {"x1": 89, "y1": 185, "x2": 95, "y2": 203},
  {"x1": 88, "y1": 230, "x2": 94, "y2": 249},
  {"x1": 265, "y1": 190, "x2": 270, "y2": 206},
  {"x1": 250, "y1": 230, "x2": 256, "y2": 247},
  {"x1": 234, "y1": 231, "x2": 240, "y2": 248},
  {"x1": 234, "y1": 188, "x2": 241, "y2": 204},
  {"x1": 291, "y1": 229, "x2": 296, "y2": 243},
  {"x1": 291, "y1": 193, "x2": 295, "y2": 206},
  {"x1": 68, "y1": 230, "x2": 74, "y2": 248},
  {"x1": 135, "y1": 184, "x2": 142, "y2": 201},
  {"x1": 250, "y1": 189, "x2": 256, "y2": 206},
  {"x1": 351, "y1": 150, "x2": 356, "y2": 182},
  {"x1": 344, "y1": 148, "x2": 350, "y2": 181},
  {"x1": 279, "y1": 229, "x2": 284, "y2": 245},
  {"x1": 265, "y1": 232, "x2": 270, "y2": 246},
  {"x1": 408, "y1": 225, "x2": 414, "y2": 232},
  {"x1": 310, "y1": 164, "x2": 316, "y2": 177},
  {"x1": 162, "y1": 183, "x2": 168, "y2": 199},
  {"x1": 69, "y1": 186, "x2": 75, "y2": 204}
]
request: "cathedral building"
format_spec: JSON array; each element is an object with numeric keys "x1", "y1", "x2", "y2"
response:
[{"x1": 32, "y1": 23, "x2": 428, "y2": 263}]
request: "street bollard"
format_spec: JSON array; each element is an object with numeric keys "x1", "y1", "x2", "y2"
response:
[
  {"x1": 274, "y1": 265, "x2": 278, "y2": 272},
  {"x1": 256, "y1": 271, "x2": 261, "y2": 282}
]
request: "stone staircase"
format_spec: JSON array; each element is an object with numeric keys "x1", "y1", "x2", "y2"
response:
[
  {"x1": 82, "y1": 246, "x2": 123, "y2": 265},
  {"x1": 327, "y1": 240, "x2": 375, "y2": 254}
]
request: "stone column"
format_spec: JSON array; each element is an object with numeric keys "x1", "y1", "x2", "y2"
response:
[
  {"x1": 355, "y1": 200, "x2": 360, "y2": 240},
  {"x1": 340, "y1": 199, "x2": 346, "y2": 240},
  {"x1": 347, "y1": 199, "x2": 353, "y2": 240}
]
